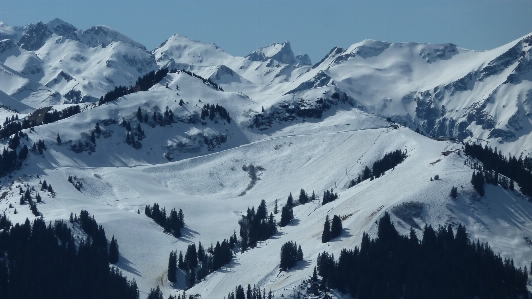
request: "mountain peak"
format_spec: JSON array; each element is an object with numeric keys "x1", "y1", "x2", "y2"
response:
[
  {"x1": 78, "y1": 25, "x2": 146, "y2": 49},
  {"x1": 246, "y1": 41, "x2": 310, "y2": 65},
  {"x1": 46, "y1": 18, "x2": 77, "y2": 40}
]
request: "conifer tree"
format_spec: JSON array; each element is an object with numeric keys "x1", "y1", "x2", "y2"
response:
[
  {"x1": 178, "y1": 251, "x2": 185, "y2": 270},
  {"x1": 109, "y1": 235, "x2": 120, "y2": 264},
  {"x1": 168, "y1": 251, "x2": 177, "y2": 283},
  {"x1": 331, "y1": 215, "x2": 342, "y2": 239},
  {"x1": 299, "y1": 189, "x2": 308, "y2": 205},
  {"x1": 286, "y1": 193, "x2": 294, "y2": 208},
  {"x1": 147, "y1": 286, "x2": 163, "y2": 299},
  {"x1": 450, "y1": 186, "x2": 458, "y2": 198},
  {"x1": 322, "y1": 215, "x2": 331, "y2": 243},
  {"x1": 280, "y1": 205, "x2": 293, "y2": 227}
]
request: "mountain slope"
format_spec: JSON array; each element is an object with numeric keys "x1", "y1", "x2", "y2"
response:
[{"x1": 0, "y1": 20, "x2": 532, "y2": 299}]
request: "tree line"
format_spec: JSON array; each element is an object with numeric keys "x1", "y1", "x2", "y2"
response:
[
  {"x1": 0, "y1": 105, "x2": 80, "y2": 140},
  {"x1": 349, "y1": 150, "x2": 407, "y2": 188},
  {"x1": 314, "y1": 212, "x2": 528, "y2": 299},
  {"x1": 0, "y1": 213, "x2": 137, "y2": 299},
  {"x1": 464, "y1": 143, "x2": 525, "y2": 195},
  {"x1": 144, "y1": 203, "x2": 185, "y2": 238},
  {"x1": 98, "y1": 68, "x2": 169, "y2": 105},
  {"x1": 225, "y1": 284, "x2": 274, "y2": 299},
  {"x1": 0, "y1": 133, "x2": 46, "y2": 177},
  {"x1": 168, "y1": 233, "x2": 238, "y2": 289},
  {"x1": 239, "y1": 199, "x2": 277, "y2": 251},
  {"x1": 200, "y1": 104, "x2": 231, "y2": 123}
]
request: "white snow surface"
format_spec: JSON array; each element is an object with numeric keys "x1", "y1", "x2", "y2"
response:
[{"x1": 1, "y1": 20, "x2": 532, "y2": 298}]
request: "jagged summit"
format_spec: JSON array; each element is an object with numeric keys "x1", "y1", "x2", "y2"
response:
[
  {"x1": 246, "y1": 41, "x2": 311, "y2": 66},
  {"x1": 1, "y1": 19, "x2": 146, "y2": 51}
]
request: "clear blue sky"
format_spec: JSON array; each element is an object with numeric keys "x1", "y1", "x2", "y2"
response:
[{"x1": 1, "y1": 0, "x2": 531, "y2": 63}]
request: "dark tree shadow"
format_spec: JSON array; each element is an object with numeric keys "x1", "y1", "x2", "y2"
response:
[
  {"x1": 115, "y1": 254, "x2": 142, "y2": 277},
  {"x1": 179, "y1": 226, "x2": 200, "y2": 242}
]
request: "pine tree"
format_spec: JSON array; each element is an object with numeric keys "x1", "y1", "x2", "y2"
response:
[
  {"x1": 257, "y1": 199, "x2": 267, "y2": 220},
  {"x1": 137, "y1": 107, "x2": 143, "y2": 121},
  {"x1": 109, "y1": 235, "x2": 119, "y2": 264},
  {"x1": 286, "y1": 193, "x2": 294, "y2": 208},
  {"x1": 188, "y1": 269, "x2": 196, "y2": 288},
  {"x1": 178, "y1": 251, "x2": 185, "y2": 269},
  {"x1": 331, "y1": 215, "x2": 342, "y2": 239},
  {"x1": 471, "y1": 171, "x2": 485, "y2": 196},
  {"x1": 450, "y1": 186, "x2": 458, "y2": 198},
  {"x1": 147, "y1": 286, "x2": 163, "y2": 299},
  {"x1": 168, "y1": 251, "x2": 177, "y2": 283},
  {"x1": 41, "y1": 180, "x2": 48, "y2": 191},
  {"x1": 280, "y1": 205, "x2": 293, "y2": 227},
  {"x1": 298, "y1": 189, "x2": 308, "y2": 205},
  {"x1": 273, "y1": 199, "x2": 278, "y2": 214},
  {"x1": 322, "y1": 215, "x2": 331, "y2": 243}
]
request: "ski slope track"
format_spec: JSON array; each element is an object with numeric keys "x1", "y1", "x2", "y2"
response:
[{"x1": 0, "y1": 19, "x2": 532, "y2": 298}]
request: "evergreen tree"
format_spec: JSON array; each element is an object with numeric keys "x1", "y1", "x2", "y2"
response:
[
  {"x1": 109, "y1": 235, "x2": 120, "y2": 264},
  {"x1": 274, "y1": 199, "x2": 278, "y2": 214},
  {"x1": 137, "y1": 107, "x2": 143, "y2": 122},
  {"x1": 286, "y1": 193, "x2": 294, "y2": 208},
  {"x1": 471, "y1": 171, "x2": 485, "y2": 196},
  {"x1": 331, "y1": 215, "x2": 342, "y2": 239},
  {"x1": 256, "y1": 199, "x2": 267, "y2": 220},
  {"x1": 147, "y1": 286, "x2": 163, "y2": 299},
  {"x1": 280, "y1": 205, "x2": 293, "y2": 227},
  {"x1": 178, "y1": 251, "x2": 185, "y2": 270},
  {"x1": 322, "y1": 215, "x2": 331, "y2": 243},
  {"x1": 235, "y1": 285, "x2": 246, "y2": 299},
  {"x1": 280, "y1": 241, "x2": 300, "y2": 271},
  {"x1": 188, "y1": 269, "x2": 196, "y2": 288},
  {"x1": 298, "y1": 189, "x2": 308, "y2": 205},
  {"x1": 168, "y1": 251, "x2": 177, "y2": 283},
  {"x1": 184, "y1": 243, "x2": 198, "y2": 270},
  {"x1": 450, "y1": 186, "x2": 458, "y2": 198},
  {"x1": 297, "y1": 245, "x2": 303, "y2": 261}
]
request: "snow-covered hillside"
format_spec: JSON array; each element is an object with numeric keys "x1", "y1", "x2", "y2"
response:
[{"x1": 1, "y1": 20, "x2": 532, "y2": 299}]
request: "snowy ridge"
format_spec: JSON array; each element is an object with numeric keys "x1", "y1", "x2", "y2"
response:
[{"x1": 0, "y1": 20, "x2": 532, "y2": 299}]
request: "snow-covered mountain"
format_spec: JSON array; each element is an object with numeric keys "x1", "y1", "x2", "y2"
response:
[
  {"x1": 0, "y1": 19, "x2": 157, "y2": 106},
  {"x1": 1, "y1": 20, "x2": 532, "y2": 299}
]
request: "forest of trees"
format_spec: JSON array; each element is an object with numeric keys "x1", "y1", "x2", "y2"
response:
[
  {"x1": 239, "y1": 199, "x2": 277, "y2": 251},
  {"x1": 169, "y1": 233, "x2": 238, "y2": 289},
  {"x1": 0, "y1": 133, "x2": 46, "y2": 177},
  {"x1": 98, "y1": 68, "x2": 169, "y2": 105},
  {"x1": 200, "y1": 104, "x2": 231, "y2": 123},
  {"x1": 144, "y1": 203, "x2": 185, "y2": 238},
  {"x1": 97, "y1": 68, "x2": 223, "y2": 107},
  {"x1": 0, "y1": 105, "x2": 81, "y2": 140},
  {"x1": 314, "y1": 212, "x2": 529, "y2": 299},
  {"x1": 348, "y1": 150, "x2": 407, "y2": 188},
  {"x1": 225, "y1": 284, "x2": 274, "y2": 299},
  {"x1": 42, "y1": 105, "x2": 81, "y2": 125},
  {"x1": 0, "y1": 213, "x2": 138, "y2": 299},
  {"x1": 464, "y1": 143, "x2": 526, "y2": 195},
  {"x1": 279, "y1": 241, "x2": 303, "y2": 271}
]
